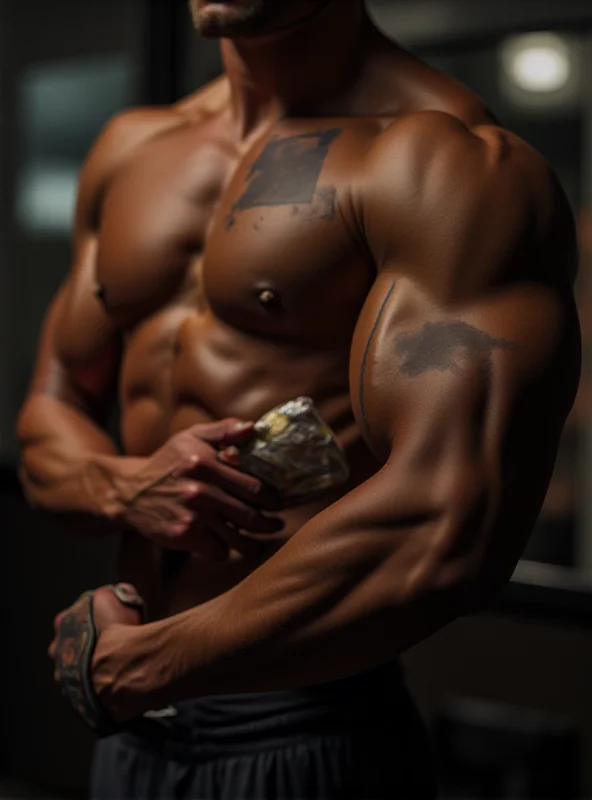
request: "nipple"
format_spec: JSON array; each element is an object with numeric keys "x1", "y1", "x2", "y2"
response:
[
  {"x1": 94, "y1": 282, "x2": 107, "y2": 304},
  {"x1": 256, "y1": 287, "x2": 280, "y2": 310}
]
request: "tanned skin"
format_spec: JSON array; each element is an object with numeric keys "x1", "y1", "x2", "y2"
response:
[{"x1": 25, "y1": 0, "x2": 579, "y2": 719}]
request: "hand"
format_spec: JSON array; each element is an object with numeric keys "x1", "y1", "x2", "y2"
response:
[
  {"x1": 114, "y1": 418, "x2": 284, "y2": 559},
  {"x1": 50, "y1": 584, "x2": 144, "y2": 732}
]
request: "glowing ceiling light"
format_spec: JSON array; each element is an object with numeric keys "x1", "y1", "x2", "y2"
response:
[{"x1": 502, "y1": 33, "x2": 572, "y2": 94}]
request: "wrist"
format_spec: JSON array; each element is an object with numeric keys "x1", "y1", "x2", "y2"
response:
[
  {"x1": 92, "y1": 623, "x2": 153, "y2": 722},
  {"x1": 92, "y1": 596, "x2": 233, "y2": 719},
  {"x1": 82, "y1": 454, "x2": 147, "y2": 524}
]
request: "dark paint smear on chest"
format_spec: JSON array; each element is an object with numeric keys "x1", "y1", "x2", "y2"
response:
[{"x1": 227, "y1": 129, "x2": 342, "y2": 228}]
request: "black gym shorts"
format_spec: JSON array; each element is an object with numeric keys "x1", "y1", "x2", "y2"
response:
[{"x1": 90, "y1": 659, "x2": 436, "y2": 800}]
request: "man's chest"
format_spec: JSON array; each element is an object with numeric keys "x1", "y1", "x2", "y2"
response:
[{"x1": 95, "y1": 119, "x2": 378, "y2": 337}]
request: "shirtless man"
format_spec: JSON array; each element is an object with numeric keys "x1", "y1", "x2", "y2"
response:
[{"x1": 18, "y1": 1, "x2": 580, "y2": 798}]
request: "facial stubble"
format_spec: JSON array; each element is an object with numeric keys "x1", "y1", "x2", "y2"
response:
[{"x1": 189, "y1": 0, "x2": 272, "y2": 37}]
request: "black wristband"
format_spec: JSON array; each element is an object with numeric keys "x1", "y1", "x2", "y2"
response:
[{"x1": 56, "y1": 586, "x2": 175, "y2": 739}]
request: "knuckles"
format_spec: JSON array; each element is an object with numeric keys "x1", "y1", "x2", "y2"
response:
[
  {"x1": 182, "y1": 483, "x2": 200, "y2": 500},
  {"x1": 191, "y1": 483, "x2": 208, "y2": 499},
  {"x1": 245, "y1": 480, "x2": 262, "y2": 497},
  {"x1": 178, "y1": 452, "x2": 202, "y2": 471}
]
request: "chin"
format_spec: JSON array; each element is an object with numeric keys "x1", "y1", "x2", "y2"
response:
[{"x1": 190, "y1": 0, "x2": 266, "y2": 38}]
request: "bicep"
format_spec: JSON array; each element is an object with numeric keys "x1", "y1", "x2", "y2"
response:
[
  {"x1": 17, "y1": 235, "x2": 121, "y2": 470},
  {"x1": 28, "y1": 251, "x2": 119, "y2": 410},
  {"x1": 350, "y1": 274, "x2": 580, "y2": 583}
]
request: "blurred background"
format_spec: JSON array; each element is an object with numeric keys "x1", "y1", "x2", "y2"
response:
[{"x1": 1, "y1": 0, "x2": 592, "y2": 797}]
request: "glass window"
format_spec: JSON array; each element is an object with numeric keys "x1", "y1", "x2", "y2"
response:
[{"x1": 17, "y1": 54, "x2": 134, "y2": 236}]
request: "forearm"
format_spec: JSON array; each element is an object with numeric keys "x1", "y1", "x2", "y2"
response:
[
  {"x1": 18, "y1": 394, "x2": 143, "y2": 532},
  {"x1": 98, "y1": 466, "x2": 478, "y2": 716}
]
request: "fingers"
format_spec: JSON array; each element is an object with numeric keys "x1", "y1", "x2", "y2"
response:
[
  {"x1": 188, "y1": 526, "x2": 228, "y2": 561},
  {"x1": 124, "y1": 493, "x2": 195, "y2": 538},
  {"x1": 111, "y1": 583, "x2": 145, "y2": 613},
  {"x1": 50, "y1": 608, "x2": 69, "y2": 664},
  {"x1": 170, "y1": 433, "x2": 283, "y2": 513},
  {"x1": 190, "y1": 418, "x2": 255, "y2": 446},
  {"x1": 207, "y1": 515, "x2": 263, "y2": 559},
  {"x1": 93, "y1": 585, "x2": 144, "y2": 629},
  {"x1": 144, "y1": 521, "x2": 228, "y2": 561},
  {"x1": 53, "y1": 610, "x2": 68, "y2": 636},
  {"x1": 189, "y1": 484, "x2": 284, "y2": 534},
  {"x1": 112, "y1": 582, "x2": 140, "y2": 598},
  {"x1": 202, "y1": 457, "x2": 283, "y2": 512},
  {"x1": 218, "y1": 446, "x2": 241, "y2": 467},
  {"x1": 180, "y1": 516, "x2": 264, "y2": 560}
]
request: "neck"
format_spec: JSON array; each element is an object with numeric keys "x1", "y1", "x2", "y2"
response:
[{"x1": 220, "y1": 0, "x2": 371, "y2": 137}]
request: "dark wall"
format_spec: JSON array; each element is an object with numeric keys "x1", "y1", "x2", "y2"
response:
[
  {"x1": 403, "y1": 612, "x2": 592, "y2": 795},
  {"x1": 0, "y1": 0, "x2": 146, "y2": 464},
  {"x1": 1, "y1": 477, "x2": 120, "y2": 795},
  {"x1": 0, "y1": 0, "x2": 146, "y2": 794},
  {"x1": 370, "y1": 0, "x2": 592, "y2": 46}
]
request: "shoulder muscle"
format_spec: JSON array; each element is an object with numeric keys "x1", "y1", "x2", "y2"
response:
[
  {"x1": 358, "y1": 111, "x2": 577, "y2": 295},
  {"x1": 43, "y1": 107, "x2": 180, "y2": 400},
  {"x1": 75, "y1": 106, "x2": 184, "y2": 237}
]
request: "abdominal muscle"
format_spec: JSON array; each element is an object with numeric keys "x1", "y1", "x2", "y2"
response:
[{"x1": 115, "y1": 308, "x2": 378, "y2": 622}]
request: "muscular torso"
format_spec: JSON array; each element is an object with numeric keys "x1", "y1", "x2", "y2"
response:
[{"x1": 67, "y1": 54, "x2": 492, "y2": 621}]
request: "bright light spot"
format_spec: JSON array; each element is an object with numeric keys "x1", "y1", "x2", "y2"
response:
[
  {"x1": 512, "y1": 47, "x2": 570, "y2": 92},
  {"x1": 17, "y1": 162, "x2": 78, "y2": 235},
  {"x1": 503, "y1": 33, "x2": 572, "y2": 94}
]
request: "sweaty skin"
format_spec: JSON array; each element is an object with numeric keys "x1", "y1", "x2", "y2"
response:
[{"x1": 23, "y1": 1, "x2": 579, "y2": 718}]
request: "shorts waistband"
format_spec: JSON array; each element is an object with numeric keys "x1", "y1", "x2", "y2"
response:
[{"x1": 121, "y1": 659, "x2": 412, "y2": 755}]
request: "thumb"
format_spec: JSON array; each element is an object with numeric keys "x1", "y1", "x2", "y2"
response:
[
  {"x1": 191, "y1": 418, "x2": 255, "y2": 447},
  {"x1": 93, "y1": 585, "x2": 144, "y2": 629},
  {"x1": 112, "y1": 583, "x2": 145, "y2": 612}
]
